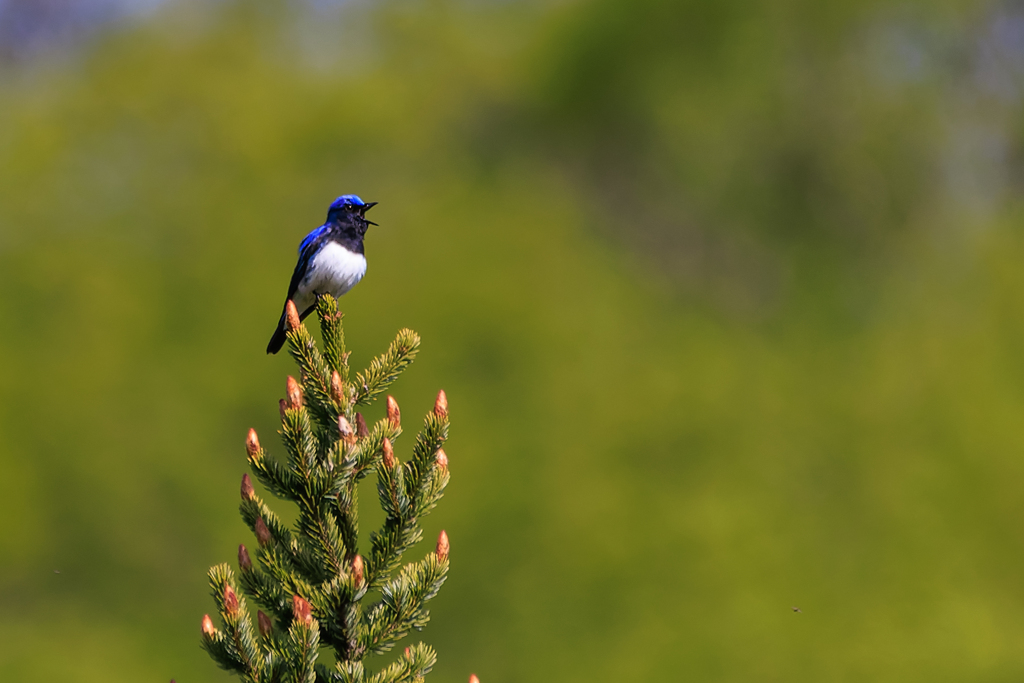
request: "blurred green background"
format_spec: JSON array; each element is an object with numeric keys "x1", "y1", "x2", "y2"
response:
[{"x1": 4, "y1": 0, "x2": 1024, "y2": 680}]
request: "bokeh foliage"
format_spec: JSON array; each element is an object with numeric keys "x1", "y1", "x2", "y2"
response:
[{"x1": 3, "y1": 0, "x2": 1024, "y2": 681}]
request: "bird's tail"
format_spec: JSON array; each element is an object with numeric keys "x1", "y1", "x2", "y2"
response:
[{"x1": 266, "y1": 310, "x2": 288, "y2": 354}]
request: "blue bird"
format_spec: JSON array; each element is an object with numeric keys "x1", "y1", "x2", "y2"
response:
[{"x1": 267, "y1": 194, "x2": 377, "y2": 354}]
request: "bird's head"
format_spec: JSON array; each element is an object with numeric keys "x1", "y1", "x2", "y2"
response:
[{"x1": 327, "y1": 194, "x2": 377, "y2": 232}]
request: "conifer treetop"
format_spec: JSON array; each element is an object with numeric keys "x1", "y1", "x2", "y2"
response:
[{"x1": 201, "y1": 294, "x2": 453, "y2": 683}]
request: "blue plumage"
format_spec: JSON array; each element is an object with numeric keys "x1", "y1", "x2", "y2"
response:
[
  {"x1": 267, "y1": 195, "x2": 377, "y2": 354},
  {"x1": 298, "y1": 225, "x2": 329, "y2": 255}
]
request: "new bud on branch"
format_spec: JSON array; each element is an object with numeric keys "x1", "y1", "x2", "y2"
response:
[
  {"x1": 434, "y1": 389, "x2": 448, "y2": 418},
  {"x1": 436, "y1": 448, "x2": 448, "y2": 471},
  {"x1": 257, "y1": 610, "x2": 272, "y2": 638},
  {"x1": 469, "y1": 675, "x2": 480, "y2": 683},
  {"x1": 382, "y1": 437, "x2": 396, "y2": 469},
  {"x1": 292, "y1": 595, "x2": 313, "y2": 625},
  {"x1": 255, "y1": 518, "x2": 272, "y2": 546},
  {"x1": 355, "y1": 412, "x2": 369, "y2": 437},
  {"x1": 330, "y1": 370, "x2": 344, "y2": 405},
  {"x1": 286, "y1": 376, "x2": 303, "y2": 409},
  {"x1": 245, "y1": 428, "x2": 261, "y2": 459},
  {"x1": 352, "y1": 555, "x2": 364, "y2": 587},
  {"x1": 386, "y1": 395, "x2": 401, "y2": 427},
  {"x1": 202, "y1": 614, "x2": 215, "y2": 636},
  {"x1": 223, "y1": 585, "x2": 239, "y2": 616},
  {"x1": 338, "y1": 415, "x2": 357, "y2": 446},
  {"x1": 240, "y1": 473, "x2": 255, "y2": 500},
  {"x1": 285, "y1": 300, "x2": 300, "y2": 332},
  {"x1": 436, "y1": 530, "x2": 450, "y2": 562},
  {"x1": 238, "y1": 544, "x2": 252, "y2": 572}
]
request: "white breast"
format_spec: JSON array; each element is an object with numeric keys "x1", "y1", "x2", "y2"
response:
[{"x1": 295, "y1": 242, "x2": 367, "y2": 312}]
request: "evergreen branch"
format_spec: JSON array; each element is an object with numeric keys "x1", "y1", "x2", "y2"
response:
[
  {"x1": 366, "y1": 643, "x2": 437, "y2": 683},
  {"x1": 362, "y1": 554, "x2": 449, "y2": 654},
  {"x1": 238, "y1": 562, "x2": 289, "y2": 623},
  {"x1": 253, "y1": 547, "x2": 313, "y2": 612},
  {"x1": 287, "y1": 325, "x2": 350, "y2": 453},
  {"x1": 330, "y1": 416, "x2": 404, "y2": 568},
  {"x1": 287, "y1": 327, "x2": 332, "y2": 407},
  {"x1": 340, "y1": 596, "x2": 364, "y2": 662},
  {"x1": 328, "y1": 441, "x2": 359, "y2": 487},
  {"x1": 202, "y1": 627, "x2": 241, "y2": 674},
  {"x1": 286, "y1": 612, "x2": 320, "y2": 683},
  {"x1": 306, "y1": 462, "x2": 342, "y2": 505},
  {"x1": 270, "y1": 545, "x2": 323, "y2": 598},
  {"x1": 334, "y1": 482, "x2": 359, "y2": 563},
  {"x1": 366, "y1": 410, "x2": 449, "y2": 588},
  {"x1": 281, "y1": 406, "x2": 319, "y2": 479},
  {"x1": 205, "y1": 304, "x2": 453, "y2": 681},
  {"x1": 315, "y1": 664, "x2": 345, "y2": 683},
  {"x1": 296, "y1": 495, "x2": 346, "y2": 580},
  {"x1": 376, "y1": 449, "x2": 410, "y2": 520},
  {"x1": 208, "y1": 564, "x2": 265, "y2": 681},
  {"x1": 352, "y1": 418, "x2": 402, "y2": 480},
  {"x1": 366, "y1": 520, "x2": 423, "y2": 589},
  {"x1": 317, "y1": 569, "x2": 366, "y2": 660},
  {"x1": 238, "y1": 499, "x2": 322, "y2": 584},
  {"x1": 353, "y1": 330, "x2": 420, "y2": 405},
  {"x1": 250, "y1": 451, "x2": 302, "y2": 500},
  {"x1": 240, "y1": 498, "x2": 296, "y2": 553},
  {"x1": 406, "y1": 413, "x2": 448, "y2": 499},
  {"x1": 410, "y1": 466, "x2": 449, "y2": 521},
  {"x1": 316, "y1": 295, "x2": 349, "y2": 381},
  {"x1": 330, "y1": 661, "x2": 366, "y2": 683}
]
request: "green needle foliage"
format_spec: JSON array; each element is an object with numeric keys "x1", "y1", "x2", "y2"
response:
[{"x1": 201, "y1": 295, "x2": 452, "y2": 683}]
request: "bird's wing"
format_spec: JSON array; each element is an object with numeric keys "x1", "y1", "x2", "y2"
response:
[
  {"x1": 285, "y1": 226, "x2": 329, "y2": 301},
  {"x1": 299, "y1": 225, "x2": 328, "y2": 255}
]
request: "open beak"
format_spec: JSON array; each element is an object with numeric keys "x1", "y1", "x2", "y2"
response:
[{"x1": 362, "y1": 201, "x2": 378, "y2": 225}]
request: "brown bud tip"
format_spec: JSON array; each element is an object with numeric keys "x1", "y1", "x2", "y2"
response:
[
  {"x1": 436, "y1": 530, "x2": 450, "y2": 562},
  {"x1": 285, "y1": 300, "x2": 301, "y2": 332},
  {"x1": 286, "y1": 376, "x2": 303, "y2": 409},
  {"x1": 257, "y1": 610, "x2": 272, "y2": 637},
  {"x1": 292, "y1": 594, "x2": 313, "y2": 625},
  {"x1": 238, "y1": 544, "x2": 252, "y2": 572},
  {"x1": 469, "y1": 675, "x2": 480, "y2": 683},
  {"x1": 352, "y1": 554, "x2": 364, "y2": 586},
  {"x1": 223, "y1": 584, "x2": 239, "y2": 615},
  {"x1": 279, "y1": 398, "x2": 288, "y2": 418},
  {"x1": 338, "y1": 415, "x2": 357, "y2": 445},
  {"x1": 338, "y1": 415, "x2": 353, "y2": 435},
  {"x1": 382, "y1": 437, "x2": 396, "y2": 469},
  {"x1": 435, "y1": 449, "x2": 448, "y2": 471},
  {"x1": 245, "y1": 429, "x2": 261, "y2": 458},
  {"x1": 330, "y1": 371, "x2": 344, "y2": 404},
  {"x1": 386, "y1": 395, "x2": 401, "y2": 428},
  {"x1": 404, "y1": 646, "x2": 411, "y2": 658},
  {"x1": 355, "y1": 412, "x2": 369, "y2": 437},
  {"x1": 255, "y1": 517, "x2": 272, "y2": 546},
  {"x1": 201, "y1": 614, "x2": 215, "y2": 636},
  {"x1": 434, "y1": 389, "x2": 448, "y2": 418},
  {"x1": 241, "y1": 473, "x2": 255, "y2": 500}
]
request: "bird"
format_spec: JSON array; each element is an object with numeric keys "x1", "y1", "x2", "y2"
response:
[{"x1": 266, "y1": 194, "x2": 377, "y2": 354}]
